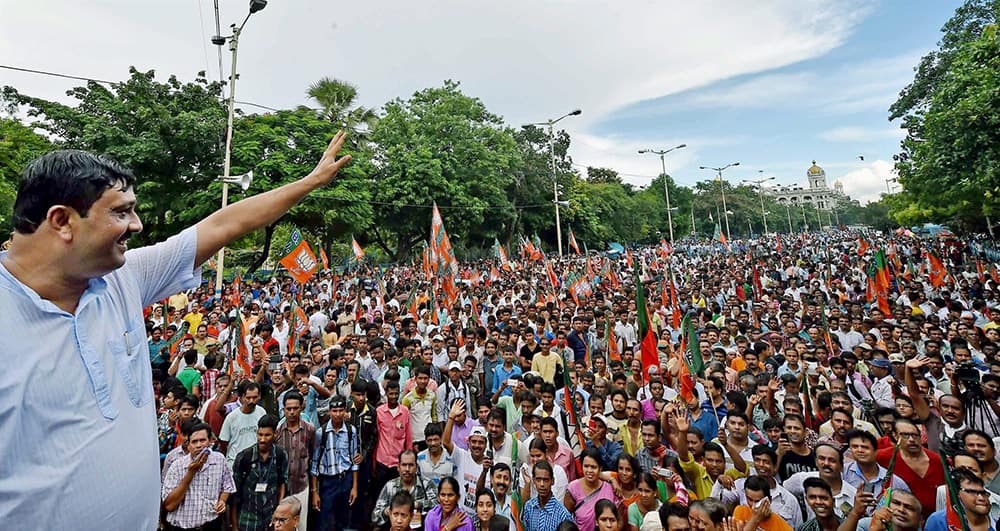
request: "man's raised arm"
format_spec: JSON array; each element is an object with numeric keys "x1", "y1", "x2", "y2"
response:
[{"x1": 194, "y1": 132, "x2": 351, "y2": 266}]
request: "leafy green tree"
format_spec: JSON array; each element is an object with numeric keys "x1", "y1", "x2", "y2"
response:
[
  {"x1": 894, "y1": 24, "x2": 1000, "y2": 230},
  {"x1": 0, "y1": 118, "x2": 53, "y2": 233},
  {"x1": 183, "y1": 108, "x2": 374, "y2": 273},
  {"x1": 509, "y1": 124, "x2": 577, "y2": 250},
  {"x1": 367, "y1": 81, "x2": 520, "y2": 259},
  {"x1": 2, "y1": 68, "x2": 227, "y2": 244},
  {"x1": 890, "y1": 0, "x2": 999, "y2": 122},
  {"x1": 586, "y1": 166, "x2": 622, "y2": 184}
]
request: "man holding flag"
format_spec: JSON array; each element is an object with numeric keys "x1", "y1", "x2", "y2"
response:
[{"x1": 924, "y1": 468, "x2": 993, "y2": 531}]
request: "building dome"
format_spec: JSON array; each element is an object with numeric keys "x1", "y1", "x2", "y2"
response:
[
  {"x1": 807, "y1": 161, "x2": 824, "y2": 176},
  {"x1": 834, "y1": 179, "x2": 842, "y2": 187}
]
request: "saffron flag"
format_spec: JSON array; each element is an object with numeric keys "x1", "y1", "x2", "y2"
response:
[
  {"x1": 231, "y1": 311, "x2": 252, "y2": 377},
  {"x1": 561, "y1": 348, "x2": 586, "y2": 475},
  {"x1": 713, "y1": 223, "x2": 727, "y2": 247},
  {"x1": 872, "y1": 250, "x2": 891, "y2": 315},
  {"x1": 658, "y1": 239, "x2": 671, "y2": 258},
  {"x1": 857, "y1": 237, "x2": 870, "y2": 256},
  {"x1": 606, "y1": 317, "x2": 621, "y2": 362},
  {"x1": 319, "y1": 246, "x2": 329, "y2": 270},
  {"x1": 929, "y1": 253, "x2": 948, "y2": 288},
  {"x1": 279, "y1": 239, "x2": 319, "y2": 285},
  {"x1": 568, "y1": 230, "x2": 581, "y2": 255},
  {"x1": 494, "y1": 238, "x2": 511, "y2": 271},
  {"x1": 351, "y1": 237, "x2": 365, "y2": 261},
  {"x1": 635, "y1": 261, "x2": 659, "y2": 382}
]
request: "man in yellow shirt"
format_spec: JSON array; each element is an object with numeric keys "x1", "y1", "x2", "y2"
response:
[
  {"x1": 530, "y1": 337, "x2": 563, "y2": 384},
  {"x1": 670, "y1": 404, "x2": 748, "y2": 500}
]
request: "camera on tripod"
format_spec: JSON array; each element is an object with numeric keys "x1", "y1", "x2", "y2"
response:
[{"x1": 956, "y1": 362, "x2": 982, "y2": 386}]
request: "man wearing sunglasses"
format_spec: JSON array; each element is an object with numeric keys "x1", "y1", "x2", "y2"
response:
[{"x1": 923, "y1": 469, "x2": 994, "y2": 531}]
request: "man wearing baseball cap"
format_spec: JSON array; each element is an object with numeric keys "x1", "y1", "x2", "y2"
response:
[
  {"x1": 437, "y1": 360, "x2": 473, "y2": 422},
  {"x1": 869, "y1": 357, "x2": 896, "y2": 409},
  {"x1": 442, "y1": 399, "x2": 491, "y2": 513}
]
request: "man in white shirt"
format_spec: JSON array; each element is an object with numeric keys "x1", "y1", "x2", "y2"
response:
[
  {"x1": 219, "y1": 381, "x2": 267, "y2": 468},
  {"x1": 868, "y1": 358, "x2": 896, "y2": 409}
]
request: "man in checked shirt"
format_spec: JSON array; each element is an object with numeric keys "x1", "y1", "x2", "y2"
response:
[
  {"x1": 162, "y1": 421, "x2": 235, "y2": 531},
  {"x1": 311, "y1": 396, "x2": 360, "y2": 531},
  {"x1": 275, "y1": 391, "x2": 316, "y2": 531}
]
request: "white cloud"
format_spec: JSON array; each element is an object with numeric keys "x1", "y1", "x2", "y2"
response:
[
  {"x1": 0, "y1": 0, "x2": 877, "y2": 202},
  {"x1": 836, "y1": 159, "x2": 898, "y2": 204},
  {"x1": 657, "y1": 50, "x2": 922, "y2": 115},
  {"x1": 1, "y1": 1, "x2": 868, "y2": 129},
  {"x1": 820, "y1": 126, "x2": 906, "y2": 142}
]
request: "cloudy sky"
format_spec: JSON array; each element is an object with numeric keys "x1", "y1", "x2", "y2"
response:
[{"x1": 1, "y1": 0, "x2": 961, "y2": 204}]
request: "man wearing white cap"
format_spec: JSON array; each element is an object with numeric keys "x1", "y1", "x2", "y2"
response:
[
  {"x1": 430, "y1": 333, "x2": 449, "y2": 371},
  {"x1": 437, "y1": 360, "x2": 473, "y2": 421},
  {"x1": 443, "y1": 399, "x2": 491, "y2": 513}
]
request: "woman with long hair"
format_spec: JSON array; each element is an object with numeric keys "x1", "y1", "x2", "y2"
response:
[
  {"x1": 565, "y1": 448, "x2": 618, "y2": 531},
  {"x1": 424, "y1": 477, "x2": 473, "y2": 531}
]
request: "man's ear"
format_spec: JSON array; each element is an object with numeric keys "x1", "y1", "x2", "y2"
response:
[{"x1": 45, "y1": 205, "x2": 77, "y2": 242}]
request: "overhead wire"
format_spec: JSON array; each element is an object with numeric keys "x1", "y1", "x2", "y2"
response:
[
  {"x1": 195, "y1": 0, "x2": 212, "y2": 79},
  {"x1": 1, "y1": 63, "x2": 668, "y2": 187}
]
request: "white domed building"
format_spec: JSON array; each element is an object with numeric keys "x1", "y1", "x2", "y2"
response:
[{"x1": 768, "y1": 161, "x2": 848, "y2": 209}]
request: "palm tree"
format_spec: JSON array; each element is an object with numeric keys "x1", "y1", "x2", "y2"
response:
[{"x1": 305, "y1": 77, "x2": 378, "y2": 132}]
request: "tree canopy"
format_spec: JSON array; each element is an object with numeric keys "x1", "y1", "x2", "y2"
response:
[
  {"x1": 1, "y1": 68, "x2": 893, "y2": 265},
  {"x1": 889, "y1": 1, "x2": 1000, "y2": 231}
]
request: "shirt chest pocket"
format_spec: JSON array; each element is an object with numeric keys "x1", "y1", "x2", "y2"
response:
[{"x1": 108, "y1": 319, "x2": 153, "y2": 407}]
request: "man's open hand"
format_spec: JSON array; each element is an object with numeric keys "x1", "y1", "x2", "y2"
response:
[{"x1": 308, "y1": 131, "x2": 352, "y2": 187}]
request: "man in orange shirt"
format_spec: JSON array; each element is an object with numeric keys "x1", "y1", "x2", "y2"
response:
[{"x1": 733, "y1": 476, "x2": 793, "y2": 531}]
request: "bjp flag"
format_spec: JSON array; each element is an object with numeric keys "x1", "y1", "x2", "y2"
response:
[{"x1": 279, "y1": 240, "x2": 319, "y2": 284}]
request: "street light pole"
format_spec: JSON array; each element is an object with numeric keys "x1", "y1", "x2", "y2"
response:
[
  {"x1": 700, "y1": 162, "x2": 739, "y2": 240},
  {"x1": 785, "y1": 203, "x2": 793, "y2": 233},
  {"x1": 639, "y1": 144, "x2": 687, "y2": 245},
  {"x1": 743, "y1": 171, "x2": 775, "y2": 235},
  {"x1": 525, "y1": 109, "x2": 582, "y2": 257},
  {"x1": 211, "y1": 1, "x2": 266, "y2": 298}
]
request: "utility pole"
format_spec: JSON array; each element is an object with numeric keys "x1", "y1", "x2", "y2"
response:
[
  {"x1": 639, "y1": 144, "x2": 687, "y2": 245},
  {"x1": 212, "y1": 1, "x2": 267, "y2": 298},
  {"x1": 700, "y1": 162, "x2": 739, "y2": 240},
  {"x1": 525, "y1": 109, "x2": 582, "y2": 257},
  {"x1": 743, "y1": 172, "x2": 775, "y2": 235}
]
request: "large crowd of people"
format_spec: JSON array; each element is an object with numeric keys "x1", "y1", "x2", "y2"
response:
[
  {"x1": 150, "y1": 227, "x2": 1000, "y2": 531},
  {"x1": 6, "y1": 140, "x2": 1000, "y2": 531}
]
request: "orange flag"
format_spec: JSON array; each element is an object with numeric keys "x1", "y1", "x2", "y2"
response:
[
  {"x1": 857, "y1": 238, "x2": 870, "y2": 256},
  {"x1": 351, "y1": 237, "x2": 365, "y2": 261},
  {"x1": 279, "y1": 240, "x2": 319, "y2": 284}
]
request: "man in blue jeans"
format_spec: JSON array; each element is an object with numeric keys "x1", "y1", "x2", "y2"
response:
[{"x1": 311, "y1": 397, "x2": 360, "y2": 531}]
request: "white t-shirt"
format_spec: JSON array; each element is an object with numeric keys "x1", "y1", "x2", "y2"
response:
[
  {"x1": 519, "y1": 461, "x2": 567, "y2": 501},
  {"x1": 219, "y1": 405, "x2": 266, "y2": 467},
  {"x1": 452, "y1": 446, "x2": 484, "y2": 514}
]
